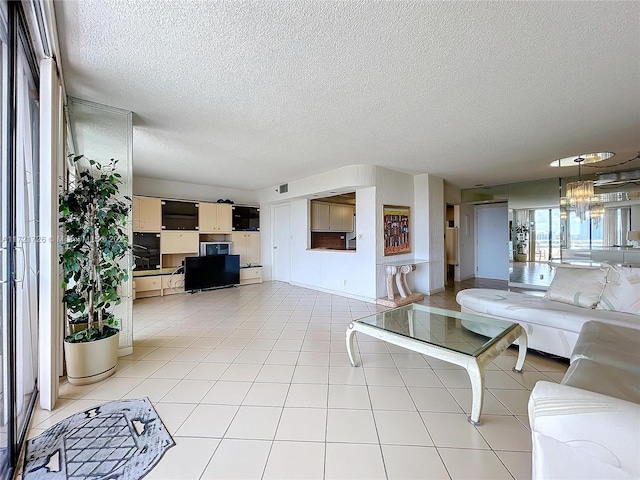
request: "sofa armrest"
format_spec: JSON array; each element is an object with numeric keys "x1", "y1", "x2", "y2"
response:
[{"x1": 529, "y1": 381, "x2": 640, "y2": 479}]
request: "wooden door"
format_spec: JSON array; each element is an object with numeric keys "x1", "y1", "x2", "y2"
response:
[
  {"x1": 216, "y1": 204, "x2": 232, "y2": 233},
  {"x1": 135, "y1": 196, "x2": 162, "y2": 232},
  {"x1": 245, "y1": 232, "x2": 261, "y2": 266},
  {"x1": 231, "y1": 232, "x2": 248, "y2": 265},
  {"x1": 198, "y1": 202, "x2": 218, "y2": 233}
]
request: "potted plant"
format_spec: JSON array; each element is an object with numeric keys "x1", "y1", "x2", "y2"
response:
[
  {"x1": 59, "y1": 155, "x2": 131, "y2": 385},
  {"x1": 514, "y1": 221, "x2": 529, "y2": 262}
]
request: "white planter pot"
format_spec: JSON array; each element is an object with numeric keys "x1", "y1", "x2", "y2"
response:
[{"x1": 64, "y1": 331, "x2": 119, "y2": 385}]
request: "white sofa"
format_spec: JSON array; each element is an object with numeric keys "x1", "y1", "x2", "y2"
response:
[
  {"x1": 529, "y1": 321, "x2": 640, "y2": 479},
  {"x1": 456, "y1": 263, "x2": 640, "y2": 358}
]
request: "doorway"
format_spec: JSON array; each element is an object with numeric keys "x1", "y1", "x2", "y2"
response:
[{"x1": 476, "y1": 204, "x2": 509, "y2": 280}]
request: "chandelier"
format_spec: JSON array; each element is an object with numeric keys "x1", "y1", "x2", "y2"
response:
[
  {"x1": 589, "y1": 202, "x2": 604, "y2": 228},
  {"x1": 565, "y1": 157, "x2": 593, "y2": 221}
]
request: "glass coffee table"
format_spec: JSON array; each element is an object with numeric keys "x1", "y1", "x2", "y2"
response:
[{"x1": 346, "y1": 304, "x2": 527, "y2": 425}]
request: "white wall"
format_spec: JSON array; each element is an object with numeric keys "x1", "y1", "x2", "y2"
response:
[
  {"x1": 258, "y1": 165, "x2": 380, "y2": 301},
  {"x1": 258, "y1": 165, "x2": 444, "y2": 301},
  {"x1": 134, "y1": 176, "x2": 258, "y2": 205},
  {"x1": 257, "y1": 164, "x2": 377, "y2": 205},
  {"x1": 412, "y1": 175, "x2": 430, "y2": 294},
  {"x1": 288, "y1": 189, "x2": 376, "y2": 300},
  {"x1": 457, "y1": 203, "x2": 476, "y2": 280},
  {"x1": 375, "y1": 168, "x2": 416, "y2": 298},
  {"x1": 259, "y1": 164, "x2": 447, "y2": 301},
  {"x1": 428, "y1": 175, "x2": 445, "y2": 293},
  {"x1": 444, "y1": 182, "x2": 461, "y2": 205}
]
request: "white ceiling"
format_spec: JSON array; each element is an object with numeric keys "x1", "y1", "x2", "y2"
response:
[{"x1": 54, "y1": 1, "x2": 640, "y2": 191}]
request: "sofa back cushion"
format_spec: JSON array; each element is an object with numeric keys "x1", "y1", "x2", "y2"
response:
[
  {"x1": 597, "y1": 263, "x2": 640, "y2": 315},
  {"x1": 544, "y1": 266, "x2": 608, "y2": 309}
]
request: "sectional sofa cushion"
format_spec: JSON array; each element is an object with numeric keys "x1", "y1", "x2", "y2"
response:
[
  {"x1": 456, "y1": 287, "x2": 640, "y2": 357},
  {"x1": 571, "y1": 321, "x2": 640, "y2": 373},
  {"x1": 544, "y1": 266, "x2": 608, "y2": 309},
  {"x1": 457, "y1": 288, "x2": 639, "y2": 333},
  {"x1": 562, "y1": 358, "x2": 640, "y2": 404},
  {"x1": 597, "y1": 263, "x2": 640, "y2": 315}
]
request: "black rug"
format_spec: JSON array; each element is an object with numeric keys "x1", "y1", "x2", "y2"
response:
[{"x1": 22, "y1": 397, "x2": 175, "y2": 480}]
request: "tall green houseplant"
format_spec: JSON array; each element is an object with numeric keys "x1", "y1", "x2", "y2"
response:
[{"x1": 60, "y1": 155, "x2": 131, "y2": 343}]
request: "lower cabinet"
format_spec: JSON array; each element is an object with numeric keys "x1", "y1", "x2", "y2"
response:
[
  {"x1": 240, "y1": 266, "x2": 262, "y2": 285},
  {"x1": 133, "y1": 274, "x2": 184, "y2": 299}
]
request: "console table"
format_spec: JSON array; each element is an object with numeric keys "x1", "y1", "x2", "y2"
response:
[{"x1": 376, "y1": 259, "x2": 429, "y2": 307}]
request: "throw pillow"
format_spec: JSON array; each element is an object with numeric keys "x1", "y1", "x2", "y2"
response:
[
  {"x1": 544, "y1": 266, "x2": 608, "y2": 309},
  {"x1": 597, "y1": 263, "x2": 640, "y2": 315}
]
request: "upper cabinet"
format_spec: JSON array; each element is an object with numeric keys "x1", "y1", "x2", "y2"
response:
[
  {"x1": 199, "y1": 202, "x2": 232, "y2": 233},
  {"x1": 133, "y1": 196, "x2": 162, "y2": 232},
  {"x1": 161, "y1": 200, "x2": 199, "y2": 230},
  {"x1": 310, "y1": 201, "x2": 354, "y2": 232},
  {"x1": 311, "y1": 202, "x2": 331, "y2": 231}
]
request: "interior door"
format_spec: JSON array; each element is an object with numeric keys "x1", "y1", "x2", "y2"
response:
[
  {"x1": 476, "y1": 204, "x2": 509, "y2": 280},
  {"x1": 273, "y1": 204, "x2": 291, "y2": 283}
]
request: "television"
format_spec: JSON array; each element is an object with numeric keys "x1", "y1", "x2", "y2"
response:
[
  {"x1": 200, "y1": 241, "x2": 232, "y2": 256},
  {"x1": 162, "y1": 200, "x2": 198, "y2": 230},
  {"x1": 184, "y1": 254, "x2": 240, "y2": 291},
  {"x1": 232, "y1": 205, "x2": 260, "y2": 231}
]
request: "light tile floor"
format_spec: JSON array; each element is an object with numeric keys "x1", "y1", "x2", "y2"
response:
[{"x1": 29, "y1": 279, "x2": 568, "y2": 480}]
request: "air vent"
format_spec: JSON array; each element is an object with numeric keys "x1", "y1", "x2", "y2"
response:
[{"x1": 279, "y1": 184, "x2": 288, "y2": 194}]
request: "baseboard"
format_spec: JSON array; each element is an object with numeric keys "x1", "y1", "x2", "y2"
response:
[
  {"x1": 457, "y1": 274, "x2": 476, "y2": 281},
  {"x1": 118, "y1": 346, "x2": 133, "y2": 357},
  {"x1": 289, "y1": 281, "x2": 376, "y2": 304}
]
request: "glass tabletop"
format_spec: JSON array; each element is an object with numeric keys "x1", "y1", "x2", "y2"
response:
[{"x1": 354, "y1": 303, "x2": 518, "y2": 357}]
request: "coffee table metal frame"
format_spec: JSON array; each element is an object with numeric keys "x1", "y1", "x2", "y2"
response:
[{"x1": 345, "y1": 305, "x2": 527, "y2": 426}]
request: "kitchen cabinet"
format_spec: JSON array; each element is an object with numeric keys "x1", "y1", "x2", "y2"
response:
[
  {"x1": 310, "y1": 201, "x2": 354, "y2": 232},
  {"x1": 199, "y1": 202, "x2": 232, "y2": 233},
  {"x1": 335, "y1": 205, "x2": 354, "y2": 231},
  {"x1": 311, "y1": 202, "x2": 331, "y2": 231},
  {"x1": 231, "y1": 232, "x2": 261, "y2": 266},
  {"x1": 133, "y1": 196, "x2": 162, "y2": 232}
]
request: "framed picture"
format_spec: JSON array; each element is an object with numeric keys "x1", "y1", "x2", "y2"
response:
[{"x1": 383, "y1": 205, "x2": 410, "y2": 256}]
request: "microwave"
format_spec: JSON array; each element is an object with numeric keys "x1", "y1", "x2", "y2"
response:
[{"x1": 200, "y1": 241, "x2": 232, "y2": 256}]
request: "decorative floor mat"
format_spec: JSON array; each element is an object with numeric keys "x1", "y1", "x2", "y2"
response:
[{"x1": 22, "y1": 397, "x2": 175, "y2": 480}]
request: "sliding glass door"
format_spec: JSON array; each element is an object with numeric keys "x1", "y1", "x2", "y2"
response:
[
  {"x1": 14, "y1": 10, "x2": 39, "y2": 450},
  {"x1": 532, "y1": 208, "x2": 561, "y2": 261},
  {"x1": 0, "y1": 2, "x2": 8, "y2": 475},
  {"x1": 0, "y1": 1, "x2": 39, "y2": 476}
]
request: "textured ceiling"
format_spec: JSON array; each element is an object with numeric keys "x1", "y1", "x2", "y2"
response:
[{"x1": 55, "y1": 1, "x2": 640, "y2": 191}]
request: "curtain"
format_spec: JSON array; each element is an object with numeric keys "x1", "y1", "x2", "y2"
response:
[{"x1": 603, "y1": 208, "x2": 631, "y2": 247}]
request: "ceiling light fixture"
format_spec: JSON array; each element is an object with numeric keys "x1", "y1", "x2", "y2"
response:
[
  {"x1": 549, "y1": 152, "x2": 614, "y2": 167},
  {"x1": 565, "y1": 157, "x2": 594, "y2": 221},
  {"x1": 589, "y1": 202, "x2": 605, "y2": 228}
]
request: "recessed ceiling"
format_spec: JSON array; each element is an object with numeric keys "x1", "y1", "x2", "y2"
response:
[{"x1": 54, "y1": 1, "x2": 640, "y2": 191}]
